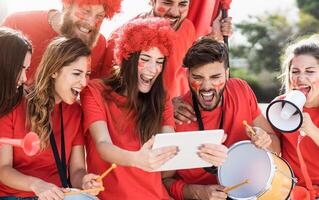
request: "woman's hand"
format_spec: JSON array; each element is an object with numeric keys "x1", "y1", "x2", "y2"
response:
[
  {"x1": 82, "y1": 173, "x2": 103, "y2": 195},
  {"x1": 132, "y1": 136, "x2": 178, "y2": 171},
  {"x1": 30, "y1": 179, "x2": 66, "y2": 200}
]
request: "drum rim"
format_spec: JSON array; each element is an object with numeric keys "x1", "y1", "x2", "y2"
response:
[{"x1": 217, "y1": 140, "x2": 276, "y2": 199}]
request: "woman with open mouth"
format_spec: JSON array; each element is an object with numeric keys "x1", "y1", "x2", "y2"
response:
[
  {"x1": 278, "y1": 34, "x2": 319, "y2": 199},
  {"x1": 0, "y1": 37, "x2": 101, "y2": 200},
  {"x1": 81, "y1": 17, "x2": 179, "y2": 200}
]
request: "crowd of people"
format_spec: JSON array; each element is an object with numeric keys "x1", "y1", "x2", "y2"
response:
[{"x1": 0, "y1": 0, "x2": 318, "y2": 200}]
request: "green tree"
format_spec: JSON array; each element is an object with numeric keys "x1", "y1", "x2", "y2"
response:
[
  {"x1": 233, "y1": 14, "x2": 295, "y2": 73},
  {"x1": 296, "y1": 0, "x2": 319, "y2": 19}
]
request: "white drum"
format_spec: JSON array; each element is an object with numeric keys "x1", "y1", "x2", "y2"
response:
[
  {"x1": 218, "y1": 141, "x2": 295, "y2": 200},
  {"x1": 64, "y1": 189, "x2": 97, "y2": 200}
]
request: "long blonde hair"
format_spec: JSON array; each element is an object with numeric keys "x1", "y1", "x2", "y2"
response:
[
  {"x1": 27, "y1": 37, "x2": 91, "y2": 149},
  {"x1": 280, "y1": 35, "x2": 319, "y2": 94}
]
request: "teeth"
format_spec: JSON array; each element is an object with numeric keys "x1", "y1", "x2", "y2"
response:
[
  {"x1": 71, "y1": 88, "x2": 81, "y2": 96},
  {"x1": 201, "y1": 92, "x2": 213, "y2": 96},
  {"x1": 79, "y1": 27, "x2": 90, "y2": 33},
  {"x1": 141, "y1": 75, "x2": 152, "y2": 83}
]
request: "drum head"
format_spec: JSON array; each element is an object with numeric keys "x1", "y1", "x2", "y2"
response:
[
  {"x1": 218, "y1": 141, "x2": 273, "y2": 199},
  {"x1": 64, "y1": 190, "x2": 97, "y2": 200}
]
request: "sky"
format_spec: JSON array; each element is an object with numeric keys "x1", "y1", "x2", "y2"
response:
[{"x1": 2, "y1": 0, "x2": 299, "y2": 37}]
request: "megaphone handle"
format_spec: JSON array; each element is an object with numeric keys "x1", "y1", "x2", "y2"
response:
[{"x1": 0, "y1": 138, "x2": 22, "y2": 147}]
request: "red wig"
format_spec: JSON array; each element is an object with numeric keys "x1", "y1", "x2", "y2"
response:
[
  {"x1": 61, "y1": 0, "x2": 122, "y2": 19},
  {"x1": 114, "y1": 17, "x2": 175, "y2": 65}
]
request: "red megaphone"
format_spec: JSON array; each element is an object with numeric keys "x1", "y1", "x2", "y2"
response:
[{"x1": 0, "y1": 132, "x2": 40, "y2": 156}]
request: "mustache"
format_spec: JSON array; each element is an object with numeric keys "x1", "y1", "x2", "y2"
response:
[
  {"x1": 164, "y1": 14, "x2": 180, "y2": 19},
  {"x1": 199, "y1": 89, "x2": 216, "y2": 94}
]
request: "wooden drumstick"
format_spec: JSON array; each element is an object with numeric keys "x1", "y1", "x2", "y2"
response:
[
  {"x1": 243, "y1": 120, "x2": 256, "y2": 137},
  {"x1": 96, "y1": 163, "x2": 117, "y2": 182},
  {"x1": 64, "y1": 187, "x2": 104, "y2": 195},
  {"x1": 223, "y1": 179, "x2": 250, "y2": 193}
]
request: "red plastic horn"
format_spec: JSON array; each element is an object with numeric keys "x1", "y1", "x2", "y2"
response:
[{"x1": 0, "y1": 132, "x2": 40, "y2": 156}]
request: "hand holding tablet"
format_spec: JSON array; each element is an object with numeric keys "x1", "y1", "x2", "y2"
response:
[{"x1": 152, "y1": 129, "x2": 224, "y2": 171}]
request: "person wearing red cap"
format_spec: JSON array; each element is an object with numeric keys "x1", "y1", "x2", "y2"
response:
[
  {"x1": 1, "y1": 0, "x2": 122, "y2": 84},
  {"x1": 80, "y1": 17, "x2": 185, "y2": 200},
  {"x1": 102, "y1": 0, "x2": 232, "y2": 99}
]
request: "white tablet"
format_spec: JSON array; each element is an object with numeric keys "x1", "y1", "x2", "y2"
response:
[{"x1": 152, "y1": 129, "x2": 224, "y2": 171}]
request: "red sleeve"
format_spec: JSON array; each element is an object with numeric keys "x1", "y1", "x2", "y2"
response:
[
  {"x1": 162, "y1": 96, "x2": 175, "y2": 128},
  {"x1": 80, "y1": 80, "x2": 107, "y2": 134},
  {"x1": 0, "y1": 110, "x2": 14, "y2": 138},
  {"x1": 169, "y1": 179, "x2": 186, "y2": 200},
  {"x1": 72, "y1": 117, "x2": 85, "y2": 146}
]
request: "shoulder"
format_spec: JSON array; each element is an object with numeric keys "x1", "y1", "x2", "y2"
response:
[{"x1": 226, "y1": 78, "x2": 251, "y2": 91}]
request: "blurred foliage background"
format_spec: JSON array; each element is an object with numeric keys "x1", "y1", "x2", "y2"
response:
[{"x1": 230, "y1": 0, "x2": 319, "y2": 102}]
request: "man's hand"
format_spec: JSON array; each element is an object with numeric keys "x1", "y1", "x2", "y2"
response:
[
  {"x1": 173, "y1": 97, "x2": 196, "y2": 124},
  {"x1": 207, "y1": 12, "x2": 232, "y2": 42},
  {"x1": 246, "y1": 126, "x2": 272, "y2": 149},
  {"x1": 187, "y1": 184, "x2": 227, "y2": 200}
]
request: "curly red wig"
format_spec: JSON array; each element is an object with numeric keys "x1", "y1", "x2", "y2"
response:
[
  {"x1": 114, "y1": 17, "x2": 175, "y2": 65},
  {"x1": 61, "y1": 0, "x2": 122, "y2": 19}
]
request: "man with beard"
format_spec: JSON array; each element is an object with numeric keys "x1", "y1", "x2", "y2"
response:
[
  {"x1": 2, "y1": 0, "x2": 122, "y2": 84},
  {"x1": 102, "y1": 0, "x2": 232, "y2": 99},
  {"x1": 162, "y1": 38, "x2": 280, "y2": 200}
]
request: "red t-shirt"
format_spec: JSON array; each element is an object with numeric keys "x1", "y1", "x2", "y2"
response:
[
  {"x1": 80, "y1": 79, "x2": 174, "y2": 200},
  {"x1": 281, "y1": 107, "x2": 319, "y2": 187},
  {"x1": 101, "y1": 18, "x2": 196, "y2": 99},
  {"x1": 175, "y1": 78, "x2": 261, "y2": 192},
  {"x1": 0, "y1": 100, "x2": 84, "y2": 198},
  {"x1": 2, "y1": 10, "x2": 107, "y2": 83}
]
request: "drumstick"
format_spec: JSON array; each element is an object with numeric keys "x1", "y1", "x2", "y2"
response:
[
  {"x1": 223, "y1": 179, "x2": 250, "y2": 193},
  {"x1": 96, "y1": 163, "x2": 117, "y2": 182},
  {"x1": 243, "y1": 120, "x2": 256, "y2": 137},
  {"x1": 64, "y1": 187, "x2": 104, "y2": 195}
]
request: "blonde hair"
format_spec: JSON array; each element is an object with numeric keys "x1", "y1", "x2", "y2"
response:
[
  {"x1": 27, "y1": 37, "x2": 90, "y2": 149},
  {"x1": 280, "y1": 35, "x2": 319, "y2": 94}
]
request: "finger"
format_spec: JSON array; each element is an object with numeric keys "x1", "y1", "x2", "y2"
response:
[
  {"x1": 222, "y1": 134, "x2": 228, "y2": 143},
  {"x1": 53, "y1": 188, "x2": 64, "y2": 200},
  {"x1": 174, "y1": 117, "x2": 184, "y2": 125},
  {"x1": 61, "y1": 188, "x2": 71, "y2": 193},
  {"x1": 199, "y1": 153, "x2": 226, "y2": 166},
  {"x1": 200, "y1": 144, "x2": 228, "y2": 154},
  {"x1": 150, "y1": 151, "x2": 176, "y2": 169},
  {"x1": 153, "y1": 146, "x2": 178, "y2": 157},
  {"x1": 211, "y1": 191, "x2": 228, "y2": 199},
  {"x1": 174, "y1": 109, "x2": 192, "y2": 124},
  {"x1": 176, "y1": 106, "x2": 196, "y2": 122},
  {"x1": 180, "y1": 102, "x2": 196, "y2": 115},
  {"x1": 46, "y1": 190, "x2": 60, "y2": 200},
  {"x1": 212, "y1": 185, "x2": 225, "y2": 191}
]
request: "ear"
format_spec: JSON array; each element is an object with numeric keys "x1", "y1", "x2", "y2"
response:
[
  {"x1": 225, "y1": 68, "x2": 230, "y2": 80},
  {"x1": 51, "y1": 72, "x2": 58, "y2": 79}
]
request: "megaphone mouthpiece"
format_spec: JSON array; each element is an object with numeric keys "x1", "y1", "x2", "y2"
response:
[{"x1": 0, "y1": 132, "x2": 40, "y2": 156}]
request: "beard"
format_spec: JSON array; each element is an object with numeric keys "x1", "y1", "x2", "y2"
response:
[
  {"x1": 191, "y1": 87, "x2": 225, "y2": 111},
  {"x1": 60, "y1": 13, "x2": 99, "y2": 48}
]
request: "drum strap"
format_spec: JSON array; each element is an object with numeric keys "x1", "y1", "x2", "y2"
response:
[
  {"x1": 296, "y1": 135, "x2": 318, "y2": 199},
  {"x1": 191, "y1": 91, "x2": 224, "y2": 174},
  {"x1": 50, "y1": 103, "x2": 68, "y2": 188}
]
